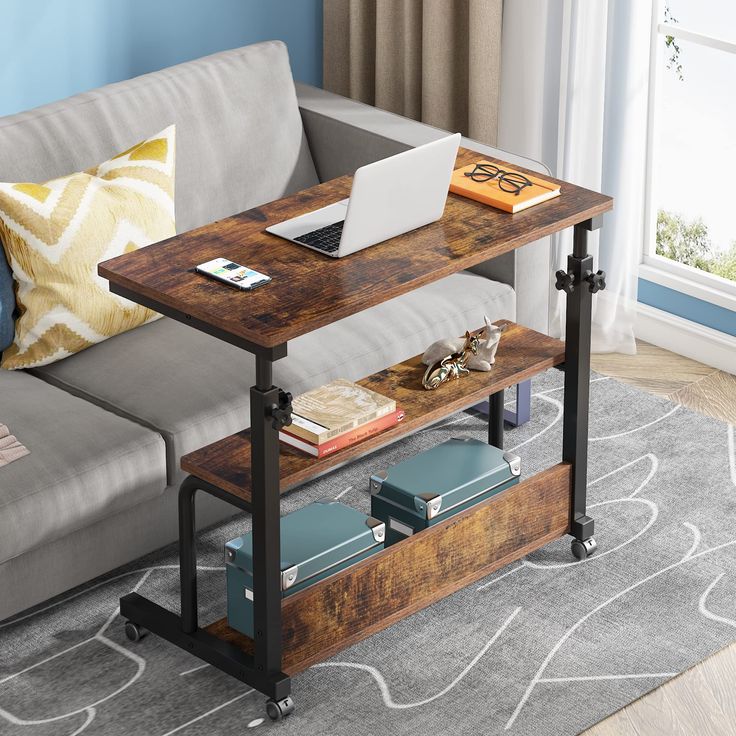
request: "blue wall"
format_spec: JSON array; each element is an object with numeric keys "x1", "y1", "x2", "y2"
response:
[
  {"x1": 638, "y1": 278, "x2": 736, "y2": 337},
  {"x1": 1, "y1": 0, "x2": 323, "y2": 117}
]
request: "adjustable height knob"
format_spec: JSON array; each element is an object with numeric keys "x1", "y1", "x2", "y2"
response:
[
  {"x1": 269, "y1": 389, "x2": 293, "y2": 431},
  {"x1": 584, "y1": 269, "x2": 606, "y2": 294},
  {"x1": 555, "y1": 269, "x2": 576, "y2": 295}
]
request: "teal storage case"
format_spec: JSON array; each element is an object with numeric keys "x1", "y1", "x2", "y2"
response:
[
  {"x1": 225, "y1": 500, "x2": 385, "y2": 638},
  {"x1": 370, "y1": 437, "x2": 521, "y2": 544}
]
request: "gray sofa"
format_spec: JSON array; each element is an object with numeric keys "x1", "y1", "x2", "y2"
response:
[{"x1": 0, "y1": 41, "x2": 550, "y2": 621}]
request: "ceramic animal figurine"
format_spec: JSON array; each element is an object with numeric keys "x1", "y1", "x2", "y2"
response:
[
  {"x1": 422, "y1": 316, "x2": 506, "y2": 373},
  {"x1": 422, "y1": 331, "x2": 482, "y2": 390}
]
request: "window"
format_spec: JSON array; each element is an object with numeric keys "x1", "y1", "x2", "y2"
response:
[{"x1": 642, "y1": 0, "x2": 736, "y2": 309}]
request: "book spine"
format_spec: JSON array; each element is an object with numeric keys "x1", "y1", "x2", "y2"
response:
[{"x1": 281, "y1": 408, "x2": 405, "y2": 458}]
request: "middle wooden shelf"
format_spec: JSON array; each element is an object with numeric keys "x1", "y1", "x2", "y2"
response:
[{"x1": 181, "y1": 320, "x2": 565, "y2": 504}]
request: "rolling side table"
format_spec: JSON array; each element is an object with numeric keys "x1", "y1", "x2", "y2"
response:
[{"x1": 99, "y1": 147, "x2": 612, "y2": 720}]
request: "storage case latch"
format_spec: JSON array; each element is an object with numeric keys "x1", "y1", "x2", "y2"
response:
[
  {"x1": 503, "y1": 452, "x2": 521, "y2": 476},
  {"x1": 415, "y1": 493, "x2": 442, "y2": 520},
  {"x1": 281, "y1": 565, "x2": 299, "y2": 591}
]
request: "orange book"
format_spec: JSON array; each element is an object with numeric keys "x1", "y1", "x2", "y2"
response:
[
  {"x1": 449, "y1": 160, "x2": 561, "y2": 213},
  {"x1": 280, "y1": 408, "x2": 405, "y2": 458}
]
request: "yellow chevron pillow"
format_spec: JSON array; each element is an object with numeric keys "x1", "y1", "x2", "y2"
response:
[{"x1": 0, "y1": 125, "x2": 175, "y2": 369}]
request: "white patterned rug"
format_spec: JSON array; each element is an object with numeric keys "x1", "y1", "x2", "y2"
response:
[{"x1": 1, "y1": 370, "x2": 735, "y2": 735}]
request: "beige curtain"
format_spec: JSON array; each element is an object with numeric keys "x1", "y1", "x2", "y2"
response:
[{"x1": 323, "y1": 0, "x2": 503, "y2": 145}]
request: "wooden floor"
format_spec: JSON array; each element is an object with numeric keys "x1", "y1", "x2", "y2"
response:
[
  {"x1": 590, "y1": 342, "x2": 736, "y2": 424},
  {"x1": 582, "y1": 342, "x2": 736, "y2": 736}
]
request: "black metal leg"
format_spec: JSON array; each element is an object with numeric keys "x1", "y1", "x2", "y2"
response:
[
  {"x1": 560, "y1": 217, "x2": 604, "y2": 550},
  {"x1": 179, "y1": 476, "x2": 199, "y2": 633},
  {"x1": 122, "y1": 355, "x2": 294, "y2": 711},
  {"x1": 505, "y1": 380, "x2": 531, "y2": 427},
  {"x1": 250, "y1": 357, "x2": 284, "y2": 678},
  {"x1": 488, "y1": 389, "x2": 505, "y2": 448},
  {"x1": 473, "y1": 382, "x2": 532, "y2": 430},
  {"x1": 178, "y1": 476, "x2": 251, "y2": 634}
]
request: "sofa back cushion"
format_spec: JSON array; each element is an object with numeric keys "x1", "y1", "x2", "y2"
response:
[
  {"x1": 0, "y1": 41, "x2": 319, "y2": 357},
  {"x1": 0, "y1": 41, "x2": 318, "y2": 236}
]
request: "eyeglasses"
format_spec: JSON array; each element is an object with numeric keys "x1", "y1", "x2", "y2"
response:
[{"x1": 464, "y1": 163, "x2": 533, "y2": 196}]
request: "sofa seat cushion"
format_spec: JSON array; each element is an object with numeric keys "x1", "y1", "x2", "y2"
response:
[
  {"x1": 0, "y1": 370, "x2": 167, "y2": 565},
  {"x1": 32, "y1": 272, "x2": 515, "y2": 483}
]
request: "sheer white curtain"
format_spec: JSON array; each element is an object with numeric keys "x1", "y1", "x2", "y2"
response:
[{"x1": 499, "y1": 0, "x2": 652, "y2": 353}]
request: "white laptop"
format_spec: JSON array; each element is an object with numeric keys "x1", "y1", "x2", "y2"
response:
[{"x1": 266, "y1": 133, "x2": 461, "y2": 257}]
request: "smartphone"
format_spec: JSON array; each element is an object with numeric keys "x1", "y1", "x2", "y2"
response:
[{"x1": 195, "y1": 258, "x2": 271, "y2": 291}]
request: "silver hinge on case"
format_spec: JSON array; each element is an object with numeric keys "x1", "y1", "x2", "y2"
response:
[
  {"x1": 415, "y1": 493, "x2": 442, "y2": 519},
  {"x1": 503, "y1": 451, "x2": 521, "y2": 476},
  {"x1": 366, "y1": 517, "x2": 386, "y2": 543},
  {"x1": 281, "y1": 565, "x2": 298, "y2": 591},
  {"x1": 225, "y1": 546, "x2": 236, "y2": 563},
  {"x1": 369, "y1": 470, "x2": 387, "y2": 495}
]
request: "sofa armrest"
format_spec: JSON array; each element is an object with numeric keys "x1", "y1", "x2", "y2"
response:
[{"x1": 295, "y1": 83, "x2": 551, "y2": 334}]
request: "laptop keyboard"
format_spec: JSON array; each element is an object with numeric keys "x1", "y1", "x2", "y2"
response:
[{"x1": 294, "y1": 220, "x2": 345, "y2": 253}]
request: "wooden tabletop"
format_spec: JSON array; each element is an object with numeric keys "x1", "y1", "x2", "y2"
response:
[{"x1": 99, "y1": 148, "x2": 612, "y2": 353}]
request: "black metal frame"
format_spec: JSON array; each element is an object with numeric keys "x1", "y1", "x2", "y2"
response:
[
  {"x1": 179, "y1": 475, "x2": 251, "y2": 634},
  {"x1": 560, "y1": 217, "x2": 604, "y2": 543},
  {"x1": 488, "y1": 389, "x2": 505, "y2": 448},
  {"x1": 474, "y1": 379, "x2": 532, "y2": 431},
  {"x1": 120, "y1": 353, "x2": 293, "y2": 703},
  {"x1": 249, "y1": 358, "x2": 284, "y2": 678},
  {"x1": 506, "y1": 380, "x2": 532, "y2": 427},
  {"x1": 118, "y1": 217, "x2": 604, "y2": 710},
  {"x1": 109, "y1": 283, "x2": 288, "y2": 361}
]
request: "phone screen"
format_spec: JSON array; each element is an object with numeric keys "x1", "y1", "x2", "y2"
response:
[{"x1": 196, "y1": 259, "x2": 271, "y2": 289}]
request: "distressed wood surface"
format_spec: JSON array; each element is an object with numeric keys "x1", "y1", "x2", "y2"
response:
[
  {"x1": 99, "y1": 147, "x2": 612, "y2": 349},
  {"x1": 206, "y1": 462, "x2": 572, "y2": 674},
  {"x1": 181, "y1": 320, "x2": 565, "y2": 502}
]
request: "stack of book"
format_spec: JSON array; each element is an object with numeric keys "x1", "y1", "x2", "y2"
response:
[{"x1": 280, "y1": 379, "x2": 404, "y2": 458}]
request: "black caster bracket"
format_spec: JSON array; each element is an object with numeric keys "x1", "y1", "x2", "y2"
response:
[
  {"x1": 266, "y1": 695, "x2": 295, "y2": 721},
  {"x1": 571, "y1": 513, "x2": 595, "y2": 541},
  {"x1": 571, "y1": 537, "x2": 597, "y2": 560}
]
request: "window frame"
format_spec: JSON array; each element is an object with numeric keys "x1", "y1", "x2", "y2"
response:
[{"x1": 641, "y1": 0, "x2": 736, "y2": 311}]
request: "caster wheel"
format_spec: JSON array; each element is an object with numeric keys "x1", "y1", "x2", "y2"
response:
[
  {"x1": 124, "y1": 621, "x2": 146, "y2": 642},
  {"x1": 571, "y1": 537, "x2": 597, "y2": 560},
  {"x1": 266, "y1": 696, "x2": 295, "y2": 721}
]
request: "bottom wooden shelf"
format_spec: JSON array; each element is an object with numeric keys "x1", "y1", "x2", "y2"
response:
[{"x1": 206, "y1": 462, "x2": 572, "y2": 674}]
